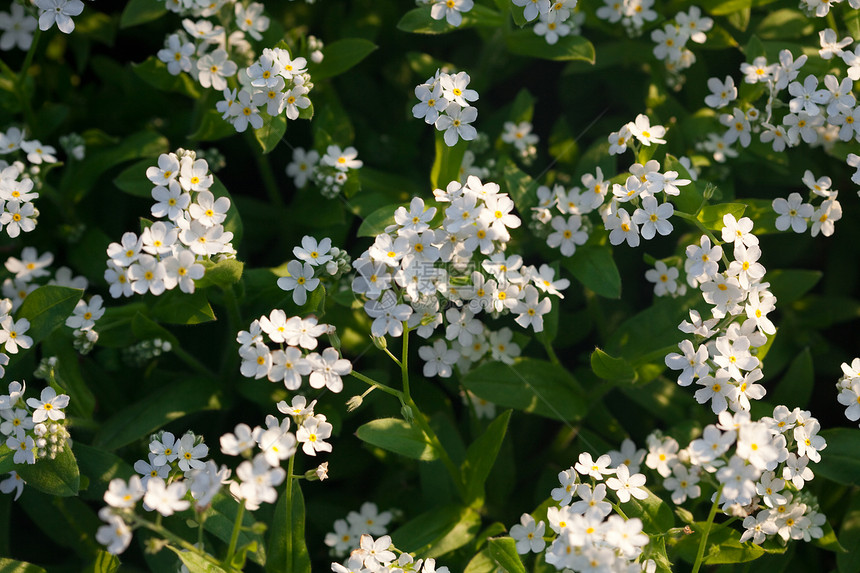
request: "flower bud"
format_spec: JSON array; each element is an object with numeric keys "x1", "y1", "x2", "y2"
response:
[
  {"x1": 346, "y1": 395, "x2": 363, "y2": 412},
  {"x1": 372, "y1": 335, "x2": 387, "y2": 350}
]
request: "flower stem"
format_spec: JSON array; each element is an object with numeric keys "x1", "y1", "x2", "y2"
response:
[
  {"x1": 349, "y1": 370, "x2": 403, "y2": 399},
  {"x1": 691, "y1": 484, "x2": 724, "y2": 573},
  {"x1": 673, "y1": 210, "x2": 731, "y2": 267},
  {"x1": 401, "y1": 324, "x2": 411, "y2": 403},
  {"x1": 224, "y1": 501, "x2": 245, "y2": 566},
  {"x1": 285, "y1": 454, "x2": 295, "y2": 573}
]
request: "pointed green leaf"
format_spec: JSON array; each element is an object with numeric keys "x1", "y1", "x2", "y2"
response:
[
  {"x1": 113, "y1": 158, "x2": 157, "y2": 198},
  {"x1": 431, "y1": 131, "x2": 468, "y2": 189},
  {"x1": 697, "y1": 203, "x2": 747, "y2": 230},
  {"x1": 619, "y1": 487, "x2": 673, "y2": 534},
  {"x1": 82, "y1": 551, "x2": 120, "y2": 573},
  {"x1": 309, "y1": 38, "x2": 378, "y2": 81},
  {"x1": 397, "y1": 5, "x2": 503, "y2": 34},
  {"x1": 167, "y1": 547, "x2": 228, "y2": 573},
  {"x1": 767, "y1": 269, "x2": 821, "y2": 305},
  {"x1": 356, "y1": 418, "x2": 438, "y2": 461},
  {"x1": 487, "y1": 537, "x2": 526, "y2": 573},
  {"x1": 461, "y1": 410, "x2": 511, "y2": 503},
  {"x1": 194, "y1": 259, "x2": 244, "y2": 290},
  {"x1": 16, "y1": 286, "x2": 83, "y2": 345},
  {"x1": 150, "y1": 290, "x2": 216, "y2": 325},
  {"x1": 391, "y1": 504, "x2": 481, "y2": 557},
  {"x1": 816, "y1": 428, "x2": 860, "y2": 486},
  {"x1": 591, "y1": 348, "x2": 637, "y2": 383},
  {"x1": 770, "y1": 348, "x2": 812, "y2": 409},
  {"x1": 189, "y1": 109, "x2": 237, "y2": 143},
  {"x1": 254, "y1": 114, "x2": 286, "y2": 154},
  {"x1": 0, "y1": 559, "x2": 46, "y2": 573},
  {"x1": 266, "y1": 480, "x2": 311, "y2": 573},
  {"x1": 501, "y1": 160, "x2": 536, "y2": 213},
  {"x1": 132, "y1": 57, "x2": 201, "y2": 98}
]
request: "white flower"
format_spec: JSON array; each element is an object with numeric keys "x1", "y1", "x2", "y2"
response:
[
  {"x1": 296, "y1": 414, "x2": 333, "y2": 456},
  {"x1": 34, "y1": 0, "x2": 84, "y2": 34},
  {"x1": 104, "y1": 476, "x2": 145, "y2": 509},
  {"x1": 435, "y1": 104, "x2": 478, "y2": 147},
  {"x1": 632, "y1": 196, "x2": 673, "y2": 240},
  {"x1": 418, "y1": 339, "x2": 459, "y2": 378},
  {"x1": 307, "y1": 347, "x2": 351, "y2": 392},
  {"x1": 294, "y1": 236, "x2": 333, "y2": 267},
  {"x1": 628, "y1": 114, "x2": 666, "y2": 146},
  {"x1": 143, "y1": 477, "x2": 190, "y2": 516},
  {"x1": 605, "y1": 464, "x2": 647, "y2": 503},
  {"x1": 773, "y1": 192, "x2": 813, "y2": 233},
  {"x1": 322, "y1": 145, "x2": 362, "y2": 171},
  {"x1": 430, "y1": 0, "x2": 474, "y2": 26},
  {"x1": 96, "y1": 507, "x2": 132, "y2": 555},
  {"x1": 606, "y1": 208, "x2": 640, "y2": 247},
  {"x1": 197, "y1": 49, "x2": 237, "y2": 91},
  {"x1": 286, "y1": 148, "x2": 319, "y2": 188},
  {"x1": 277, "y1": 260, "x2": 320, "y2": 306},
  {"x1": 65, "y1": 295, "x2": 104, "y2": 331},
  {"x1": 0, "y1": 317, "x2": 31, "y2": 355},
  {"x1": 546, "y1": 215, "x2": 587, "y2": 256},
  {"x1": 510, "y1": 513, "x2": 546, "y2": 554}
]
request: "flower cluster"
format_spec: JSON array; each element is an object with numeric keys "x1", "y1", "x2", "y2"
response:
[
  {"x1": 419, "y1": 0, "x2": 474, "y2": 27},
  {"x1": 510, "y1": 450, "x2": 652, "y2": 571},
  {"x1": 331, "y1": 534, "x2": 450, "y2": 573},
  {"x1": 0, "y1": 380, "x2": 72, "y2": 500},
  {"x1": 276, "y1": 235, "x2": 351, "y2": 305},
  {"x1": 105, "y1": 150, "x2": 235, "y2": 298},
  {"x1": 0, "y1": 3, "x2": 37, "y2": 51},
  {"x1": 501, "y1": 121, "x2": 539, "y2": 164},
  {"x1": 699, "y1": 40, "x2": 860, "y2": 168},
  {"x1": 650, "y1": 6, "x2": 712, "y2": 82},
  {"x1": 412, "y1": 69, "x2": 479, "y2": 147},
  {"x1": 0, "y1": 127, "x2": 51, "y2": 238},
  {"x1": 645, "y1": 406, "x2": 828, "y2": 545},
  {"x1": 216, "y1": 46, "x2": 312, "y2": 133},
  {"x1": 665, "y1": 215, "x2": 777, "y2": 413},
  {"x1": 236, "y1": 310, "x2": 351, "y2": 394},
  {"x1": 285, "y1": 145, "x2": 364, "y2": 199},
  {"x1": 595, "y1": 0, "x2": 657, "y2": 36},
  {"x1": 121, "y1": 337, "x2": 173, "y2": 368},
  {"x1": 513, "y1": 0, "x2": 584, "y2": 45},
  {"x1": 837, "y1": 358, "x2": 860, "y2": 427},
  {"x1": 770, "y1": 170, "x2": 842, "y2": 237},
  {"x1": 325, "y1": 502, "x2": 395, "y2": 557}
]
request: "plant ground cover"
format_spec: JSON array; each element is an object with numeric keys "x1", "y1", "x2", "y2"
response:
[{"x1": 0, "y1": 0, "x2": 859, "y2": 572}]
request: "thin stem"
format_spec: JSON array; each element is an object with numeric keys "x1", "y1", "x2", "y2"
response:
[
  {"x1": 408, "y1": 400, "x2": 467, "y2": 500},
  {"x1": 246, "y1": 132, "x2": 285, "y2": 210},
  {"x1": 673, "y1": 210, "x2": 731, "y2": 267},
  {"x1": 224, "y1": 501, "x2": 245, "y2": 566},
  {"x1": 691, "y1": 485, "x2": 724, "y2": 573},
  {"x1": 382, "y1": 346, "x2": 402, "y2": 368},
  {"x1": 349, "y1": 370, "x2": 403, "y2": 399},
  {"x1": 543, "y1": 338, "x2": 561, "y2": 366},
  {"x1": 401, "y1": 324, "x2": 411, "y2": 403},
  {"x1": 284, "y1": 454, "x2": 296, "y2": 573},
  {"x1": 133, "y1": 516, "x2": 227, "y2": 570}
]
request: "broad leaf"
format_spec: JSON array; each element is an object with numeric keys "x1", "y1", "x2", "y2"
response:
[
  {"x1": 767, "y1": 269, "x2": 821, "y2": 305},
  {"x1": 16, "y1": 444, "x2": 80, "y2": 497},
  {"x1": 562, "y1": 245, "x2": 622, "y2": 299},
  {"x1": 75, "y1": 443, "x2": 135, "y2": 501},
  {"x1": 487, "y1": 538, "x2": 526, "y2": 573},
  {"x1": 167, "y1": 547, "x2": 228, "y2": 573},
  {"x1": 309, "y1": 38, "x2": 378, "y2": 81},
  {"x1": 816, "y1": 428, "x2": 860, "y2": 486},
  {"x1": 505, "y1": 31, "x2": 595, "y2": 62},
  {"x1": 189, "y1": 109, "x2": 236, "y2": 143},
  {"x1": 16, "y1": 286, "x2": 83, "y2": 345},
  {"x1": 769, "y1": 348, "x2": 812, "y2": 409},
  {"x1": 391, "y1": 504, "x2": 481, "y2": 557},
  {"x1": 357, "y1": 203, "x2": 401, "y2": 238},
  {"x1": 462, "y1": 358, "x2": 586, "y2": 422},
  {"x1": 430, "y1": 131, "x2": 468, "y2": 189},
  {"x1": 151, "y1": 290, "x2": 216, "y2": 325},
  {"x1": 132, "y1": 57, "x2": 200, "y2": 98},
  {"x1": 195, "y1": 259, "x2": 244, "y2": 290},
  {"x1": 82, "y1": 551, "x2": 120, "y2": 573},
  {"x1": 113, "y1": 158, "x2": 155, "y2": 198},
  {"x1": 697, "y1": 203, "x2": 747, "y2": 230},
  {"x1": 0, "y1": 559, "x2": 46, "y2": 573},
  {"x1": 94, "y1": 377, "x2": 222, "y2": 450},
  {"x1": 203, "y1": 494, "x2": 267, "y2": 567},
  {"x1": 254, "y1": 114, "x2": 286, "y2": 154},
  {"x1": 618, "y1": 487, "x2": 673, "y2": 535},
  {"x1": 119, "y1": 0, "x2": 166, "y2": 28},
  {"x1": 356, "y1": 418, "x2": 438, "y2": 461}
]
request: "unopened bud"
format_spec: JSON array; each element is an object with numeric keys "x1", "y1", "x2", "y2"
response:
[
  {"x1": 328, "y1": 330, "x2": 341, "y2": 351},
  {"x1": 703, "y1": 183, "x2": 717, "y2": 200},
  {"x1": 305, "y1": 462, "x2": 329, "y2": 481},
  {"x1": 144, "y1": 537, "x2": 170, "y2": 554},
  {"x1": 401, "y1": 405, "x2": 414, "y2": 423},
  {"x1": 346, "y1": 395, "x2": 363, "y2": 412},
  {"x1": 372, "y1": 335, "x2": 387, "y2": 350}
]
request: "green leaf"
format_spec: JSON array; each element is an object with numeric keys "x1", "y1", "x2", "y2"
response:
[
  {"x1": 309, "y1": 38, "x2": 378, "y2": 81},
  {"x1": 16, "y1": 444, "x2": 80, "y2": 497},
  {"x1": 505, "y1": 31, "x2": 595, "y2": 62},
  {"x1": 195, "y1": 259, "x2": 244, "y2": 290},
  {"x1": 132, "y1": 57, "x2": 200, "y2": 99},
  {"x1": 486, "y1": 537, "x2": 526, "y2": 573},
  {"x1": 509, "y1": 88, "x2": 535, "y2": 124},
  {"x1": 266, "y1": 480, "x2": 311, "y2": 573},
  {"x1": 189, "y1": 109, "x2": 237, "y2": 143},
  {"x1": 0, "y1": 445, "x2": 14, "y2": 475},
  {"x1": 562, "y1": 245, "x2": 622, "y2": 299},
  {"x1": 606, "y1": 297, "x2": 692, "y2": 361},
  {"x1": 357, "y1": 203, "x2": 400, "y2": 238},
  {"x1": 254, "y1": 114, "x2": 286, "y2": 154},
  {"x1": 391, "y1": 504, "x2": 481, "y2": 557},
  {"x1": 430, "y1": 131, "x2": 468, "y2": 189},
  {"x1": 74, "y1": 443, "x2": 135, "y2": 501},
  {"x1": 461, "y1": 410, "x2": 511, "y2": 503},
  {"x1": 837, "y1": 492, "x2": 860, "y2": 573},
  {"x1": 120, "y1": 0, "x2": 166, "y2": 28},
  {"x1": 846, "y1": 8, "x2": 860, "y2": 41},
  {"x1": 461, "y1": 358, "x2": 586, "y2": 421},
  {"x1": 767, "y1": 269, "x2": 821, "y2": 304},
  {"x1": 130, "y1": 312, "x2": 179, "y2": 348},
  {"x1": 663, "y1": 154, "x2": 704, "y2": 214},
  {"x1": 501, "y1": 159, "x2": 536, "y2": 213},
  {"x1": 113, "y1": 158, "x2": 156, "y2": 198},
  {"x1": 204, "y1": 494, "x2": 266, "y2": 567},
  {"x1": 697, "y1": 203, "x2": 747, "y2": 230},
  {"x1": 93, "y1": 377, "x2": 221, "y2": 450},
  {"x1": 16, "y1": 286, "x2": 83, "y2": 345},
  {"x1": 82, "y1": 551, "x2": 120, "y2": 573},
  {"x1": 813, "y1": 520, "x2": 847, "y2": 553},
  {"x1": 816, "y1": 428, "x2": 860, "y2": 486},
  {"x1": 619, "y1": 487, "x2": 673, "y2": 534},
  {"x1": 355, "y1": 418, "x2": 438, "y2": 461},
  {"x1": 167, "y1": 547, "x2": 228, "y2": 573},
  {"x1": 42, "y1": 332, "x2": 96, "y2": 419},
  {"x1": 0, "y1": 559, "x2": 46, "y2": 573},
  {"x1": 755, "y1": 9, "x2": 814, "y2": 39},
  {"x1": 590, "y1": 348, "x2": 637, "y2": 383},
  {"x1": 769, "y1": 348, "x2": 812, "y2": 409},
  {"x1": 397, "y1": 5, "x2": 503, "y2": 34},
  {"x1": 151, "y1": 290, "x2": 216, "y2": 325},
  {"x1": 675, "y1": 523, "x2": 764, "y2": 565},
  {"x1": 464, "y1": 549, "x2": 498, "y2": 573},
  {"x1": 701, "y1": 0, "x2": 753, "y2": 16}
]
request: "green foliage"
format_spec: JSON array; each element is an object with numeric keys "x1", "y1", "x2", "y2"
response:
[
  {"x1": 15, "y1": 445, "x2": 80, "y2": 497},
  {"x1": 769, "y1": 348, "x2": 813, "y2": 409},
  {"x1": 266, "y1": 482, "x2": 311, "y2": 573},
  {"x1": 696, "y1": 203, "x2": 747, "y2": 230},
  {"x1": 505, "y1": 32, "x2": 596, "y2": 62},
  {"x1": 254, "y1": 114, "x2": 287, "y2": 155},
  {"x1": 16, "y1": 286, "x2": 83, "y2": 345},
  {"x1": 816, "y1": 429, "x2": 860, "y2": 486},
  {"x1": 0, "y1": 559, "x2": 46, "y2": 573},
  {"x1": 462, "y1": 358, "x2": 586, "y2": 421},
  {"x1": 308, "y1": 39, "x2": 378, "y2": 81},
  {"x1": 486, "y1": 538, "x2": 526, "y2": 573},
  {"x1": 119, "y1": 0, "x2": 166, "y2": 28},
  {"x1": 431, "y1": 131, "x2": 468, "y2": 189},
  {"x1": 356, "y1": 418, "x2": 438, "y2": 461},
  {"x1": 590, "y1": 347, "x2": 637, "y2": 383},
  {"x1": 391, "y1": 504, "x2": 481, "y2": 557},
  {"x1": 562, "y1": 246, "x2": 622, "y2": 299},
  {"x1": 461, "y1": 410, "x2": 511, "y2": 504}
]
